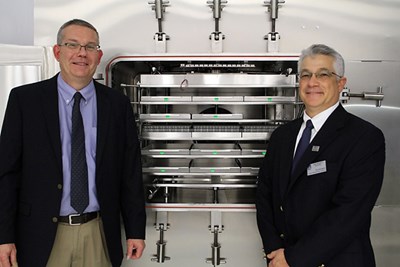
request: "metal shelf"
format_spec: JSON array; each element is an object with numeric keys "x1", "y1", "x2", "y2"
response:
[
  {"x1": 148, "y1": 183, "x2": 256, "y2": 188},
  {"x1": 140, "y1": 119, "x2": 277, "y2": 123},
  {"x1": 138, "y1": 101, "x2": 300, "y2": 105},
  {"x1": 142, "y1": 172, "x2": 258, "y2": 176},
  {"x1": 139, "y1": 73, "x2": 297, "y2": 88},
  {"x1": 145, "y1": 203, "x2": 256, "y2": 212},
  {"x1": 143, "y1": 154, "x2": 265, "y2": 158}
]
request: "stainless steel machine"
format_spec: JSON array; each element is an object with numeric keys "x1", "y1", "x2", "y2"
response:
[
  {"x1": 106, "y1": 52, "x2": 398, "y2": 267},
  {"x1": 107, "y1": 54, "x2": 300, "y2": 266}
]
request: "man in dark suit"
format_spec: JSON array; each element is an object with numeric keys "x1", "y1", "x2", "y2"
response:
[
  {"x1": 256, "y1": 44, "x2": 385, "y2": 267},
  {"x1": 0, "y1": 19, "x2": 146, "y2": 267}
]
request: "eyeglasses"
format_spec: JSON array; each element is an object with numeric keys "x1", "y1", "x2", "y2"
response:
[
  {"x1": 58, "y1": 42, "x2": 100, "y2": 52},
  {"x1": 298, "y1": 70, "x2": 342, "y2": 82}
]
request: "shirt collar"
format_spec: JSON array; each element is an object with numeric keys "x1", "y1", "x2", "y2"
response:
[
  {"x1": 57, "y1": 74, "x2": 95, "y2": 105},
  {"x1": 303, "y1": 102, "x2": 339, "y2": 132}
]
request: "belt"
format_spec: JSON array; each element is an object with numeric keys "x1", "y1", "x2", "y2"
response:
[{"x1": 58, "y1": 211, "x2": 99, "y2": 225}]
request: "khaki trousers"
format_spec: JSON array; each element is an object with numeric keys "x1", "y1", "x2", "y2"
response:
[{"x1": 46, "y1": 216, "x2": 111, "y2": 267}]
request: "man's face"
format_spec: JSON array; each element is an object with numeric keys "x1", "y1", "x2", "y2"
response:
[
  {"x1": 53, "y1": 25, "x2": 103, "y2": 88},
  {"x1": 299, "y1": 55, "x2": 347, "y2": 117}
]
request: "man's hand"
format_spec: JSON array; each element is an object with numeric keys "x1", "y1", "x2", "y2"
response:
[
  {"x1": 126, "y1": 239, "x2": 145, "y2": 260},
  {"x1": 267, "y1": 248, "x2": 289, "y2": 267},
  {"x1": 0, "y1": 244, "x2": 17, "y2": 267}
]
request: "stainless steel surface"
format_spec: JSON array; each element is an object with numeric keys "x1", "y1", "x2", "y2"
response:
[
  {"x1": 142, "y1": 143, "x2": 191, "y2": 155},
  {"x1": 141, "y1": 96, "x2": 191, "y2": 102},
  {"x1": 191, "y1": 113, "x2": 243, "y2": 120},
  {"x1": 244, "y1": 95, "x2": 296, "y2": 102},
  {"x1": 192, "y1": 96, "x2": 244, "y2": 102},
  {"x1": 109, "y1": 54, "x2": 400, "y2": 267},
  {"x1": 190, "y1": 143, "x2": 240, "y2": 155},
  {"x1": 139, "y1": 113, "x2": 191, "y2": 120},
  {"x1": 111, "y1": 55, "x2": 297, "y2": 210},
  {"x1": 139, "y1": 73, "x2": 297, "y2": 88}
]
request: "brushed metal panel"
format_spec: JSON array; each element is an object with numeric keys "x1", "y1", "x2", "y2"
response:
[
  {"x1": 140, "y1": 113, "x2": 191, "y2": 120},
  {"x1": 191, "y1": 113, "x2": 243, "y2": 120},
  {"x1": 192, "y1": 96, "x2": 243, "y2": 102},
  {"x1": 140, "y1": 73, "x2": 297, "y2": 88},
  {"x1": 141, "y1": 96, "x2": 191, "y2": 102}
]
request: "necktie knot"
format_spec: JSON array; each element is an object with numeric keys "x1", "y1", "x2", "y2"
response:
[
  {"x1": 305, "y1": 119, "x2": 314, "y2": 130},
  {"x1": 74, "y1": 92, "x2": 83, "y2": 103}
]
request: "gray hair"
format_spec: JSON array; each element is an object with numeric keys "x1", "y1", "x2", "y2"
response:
[
  {"x1": 57, "y1": 19, "x2": 99, "y2": 45},
  {"x1": 298, "y1": 44, "x2": 345, "y2": 77}
]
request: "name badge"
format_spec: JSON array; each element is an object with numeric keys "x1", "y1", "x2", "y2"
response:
[{"x1": 307, "y1": 160, "x2": 327, "y2": 176}]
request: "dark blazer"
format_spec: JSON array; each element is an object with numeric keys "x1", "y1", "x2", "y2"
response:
[
  {"x1": 256, "y1": 104, "x2": 385, "y2": 267},
  {"x1": 0, "y1": 74, "x2": 146, "y2": 267}
]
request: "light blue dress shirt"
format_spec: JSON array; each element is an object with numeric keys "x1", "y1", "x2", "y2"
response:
[{"x1": 57, "y1": 74, "x2": 99, "y2": 216}]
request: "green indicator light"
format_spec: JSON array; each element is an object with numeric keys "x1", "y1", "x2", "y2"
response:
[
  {"x1": 160, "y1": 169, "x2": 166, "y2": 173},
  {"x1": 159, "y1": 151, "x2": 165, "y2": 155},
  {"x1": 164, "y1": 97, "x2": 169, "y2": 101},
  {"x1": 262, "y1": 151, "x2": 266, "y2": 155},
  {"x1": 214, "y1": 97, "x2": 219, "y2": 101},
  {"x1": 212, "y1": 151, "x2": 218, "y2": 155},
  {"x1": 210, "y1": 169, "x2": 216, "y2": 173},
  {"x1": 267, "y1": 97, "x2": 272, "y2": 101},
  {"x1": 213, "y1": 115, "x2": 219, "y2": 118},
  {"x1": 165, "y1": 115, "x2": 171, "y2": 118}
]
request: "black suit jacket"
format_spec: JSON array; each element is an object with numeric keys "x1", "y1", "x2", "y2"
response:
[
  {"x1": 0, "y1": 74, "x2": 146, "y2": 267},
  {"x1": 256, "y1": 104, "x2": 385, "y2": 267}
]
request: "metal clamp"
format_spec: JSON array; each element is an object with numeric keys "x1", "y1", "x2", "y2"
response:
[
  {"x1": 206, "y1": 211, "x2": 226, "y2": 266},
  {"x1": 152, "y1": 212, "x2": 171, "y2": 263},
  {"x1": 149, "y1": 0, "x2": 170, "y2": 53},
  {"x1": 206, "y1": 226, "x2": 226, "y2": 266},
  {"x1": 341, "y1": 86, "x2": 384, "y2": 107},
  {"x1": 263, "y1": 0, "x2": 285, "y2": 52},
  {"x1": 207, "y1": 0, "x2": 227, "y2": 53},
  {"x1": 263, "y1": 0, "x2": 285, "y2": 19}
]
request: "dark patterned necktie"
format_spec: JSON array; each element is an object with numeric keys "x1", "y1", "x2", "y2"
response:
[
  {"x1": 292, "y1": 119, "x2": 314, "y2": 174},
  {"x1": 70, "y1": 92, "x2": 89, "y2": 214}
]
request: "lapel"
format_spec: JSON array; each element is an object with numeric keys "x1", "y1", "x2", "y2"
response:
[
  {"x1": 94, "y1": 82, "x2": 111, "y2": 170},
  {"x1": 286, "y1": 105, "x2": 348, "y2": 195},
  {"x1": 40, "y1": 75, "x2": 63, "y2": 175},
  {"x1": 279, "y1": 118, "x2": 302, "y2": 198}
]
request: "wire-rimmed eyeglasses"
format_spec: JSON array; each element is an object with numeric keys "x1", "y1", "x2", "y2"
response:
[
  {"x1": 298, "y1": 69, "x2": 343, "y2": 82},
  {"x1": 58, "y1": 42, "x2": 101, "y2": 52}
]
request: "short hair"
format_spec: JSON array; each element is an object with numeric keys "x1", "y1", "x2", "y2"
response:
[
  {"x1": 298, "y1": 44, "x2": 345, "y2": 77},
  {"x1": 57, "y1": 19, "x2": 99, "y2": 45}
]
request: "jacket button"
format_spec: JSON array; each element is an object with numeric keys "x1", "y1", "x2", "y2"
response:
[
  {"x1": 280, "y1": 205, "x2": 284, "y2": 212},
  {"x1": 57, "y1": 184, "x2": 62, "y2": 190},
  {"x1": 52, "y1": 217, "x2": 58, "y2": 223},
  {"x1": 280, "y1": 233, "x2": 285, "y2": 239}
]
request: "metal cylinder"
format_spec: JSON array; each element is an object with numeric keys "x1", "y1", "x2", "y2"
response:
[
  {"x1": 211, "y1": 242, "x2": 221, "y2": 265},
  {"x1": 156, "y1": 241, "x2": 167, "y2": 262},
  {"x1": 155, "y1": 0, "x2": 163, "y2": 19},
  {"x1": 213, "y1": 0, "x2": 221, "y2": 19}
]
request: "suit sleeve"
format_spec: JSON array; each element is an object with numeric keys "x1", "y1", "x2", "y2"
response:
[
  {"x1": 285, "y1": 125, "x2": 385, "y2": 267},
  {"x1": 120, "y1": 97, "x2": 146, "y2": 239},
  {"x1": 256, "y1": 130, "x2": 284, "y2": 254},
  {"x1": 0, "y1": 89, "x2": 22, "y2": 244}
]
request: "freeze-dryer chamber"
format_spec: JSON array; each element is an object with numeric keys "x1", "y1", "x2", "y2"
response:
[{"x1": 106, "y1": 54, "x2": 300, "y2": 266}]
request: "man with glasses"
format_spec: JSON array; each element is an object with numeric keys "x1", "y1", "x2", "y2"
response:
[
  {"x1": 256, "y1": 44, "x2": 385, "y2": 267},
  {"x1": 0, "y1": 19, "x2": 146, "y2": 267}
]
